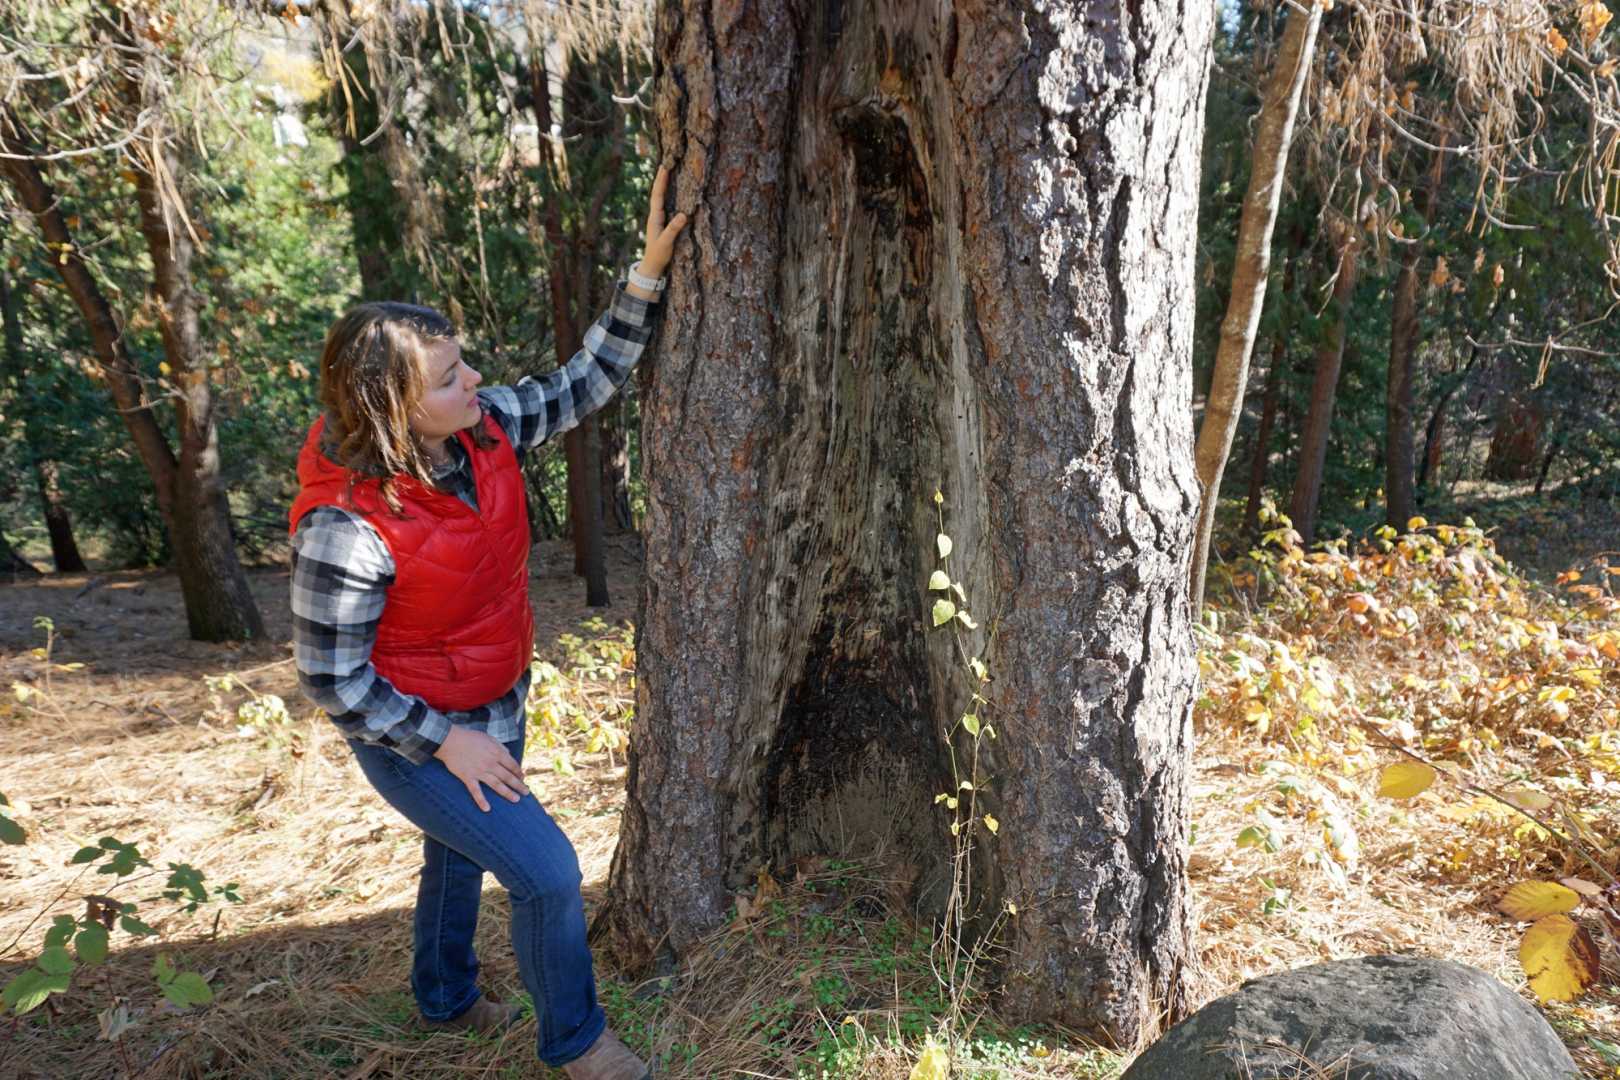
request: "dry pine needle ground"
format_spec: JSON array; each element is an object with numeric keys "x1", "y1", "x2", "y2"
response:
[{"x1": 1, "y1": 531, "x2": 1616, "y2": 1078}]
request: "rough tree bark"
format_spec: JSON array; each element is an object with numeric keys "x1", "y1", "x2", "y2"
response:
[
  {"x1": 1289, "y1": 234, "x2": 1358, "y2": 545},
  {"x1": 1189, "y1": 0, "x2": 1321, "y2": 610},
  {"x1": 0, "y1": 264, "x2": 86, "y2": 573},
  {"x1": 1383, "y1": 140, "x2": 1446, "y2": 530},
  {"x1": 606, "y1": 0, "x2": 1210, "y2": 1043}
]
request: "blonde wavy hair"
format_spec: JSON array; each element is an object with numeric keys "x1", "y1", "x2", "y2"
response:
[{"x1": 316, "y1": 302, "x2": 493, "y2": 515}]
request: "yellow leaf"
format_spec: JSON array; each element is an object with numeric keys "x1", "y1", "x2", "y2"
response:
[
  {"x1": 910, "y1": 1043, "x2": 950, "y2": 1080},
  {"x1": 983, "y1": 814, "x2": 999, "y2": 834},
  {"x1": 159, "y1": 361, "x2": 172, "y2": 376},
  {"x1": 931, "y1": 599, "x2": 956, "y2": 627},
  {"x1": 1519, "y1": 914, "x2": 1600, "y2": 1002},
  {"x1": 1407, "y1": 515, "x2": 1427, "y2": 531},
  {"x1": 927, "y1": 571, "x2": 951, "y2": 591},
  {"x1": 936, "y1": 533, "x2": 953, "y2": 559},
  {"x1": 1548, "y1": 25, "x2": 1570, "y2": 55},
  {"x1": 1377, "y1": 760, "x2": 1437, "y2": 799},
  {"x1": 1501, "y1": 788, "x2": 1553, "y2": 813},
  {"x1": 1498, "y1": 880, "x2": 1581, "y2": 920},
  {"x1": 1579, "y1": 0, "x2": 1613, "y2": 48}
]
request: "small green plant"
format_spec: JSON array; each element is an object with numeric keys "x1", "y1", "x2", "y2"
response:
[
  {"x1": 205, "y1": 673, "x2": 299, "y2": 753},
  {"x1": 917, "y1": 489, "x2": 1013, "y2": 1074},
  {"x1": 1, "y1": 835, "x2": 237, "y2": 1021},
  {"x1": 526, "y1": 618, "x2": 636, "y2": 773}
]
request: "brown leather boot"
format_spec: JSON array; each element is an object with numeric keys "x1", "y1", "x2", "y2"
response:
[
  {"x1": 561, "y1": 1029, "x2": 650, "y2": 1080},
  {"x1": 422, "y1": 994, "x2": 521, "y2": 1036}
]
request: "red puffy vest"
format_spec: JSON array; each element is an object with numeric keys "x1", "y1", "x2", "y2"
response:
[{"x1": 288, "y1": 414, "x2": 534, "y2": 712}]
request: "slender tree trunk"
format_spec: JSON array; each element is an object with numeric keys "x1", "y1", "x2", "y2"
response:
[
  {"x1": 1, "y1": 94, "x2": 262, "y2": 640},
  {"x1": 1190, "y1": 0, "x2": 1322, "y2": 609},
  {"x1": 607, "y1": 0, "x2": 1210, "y2": 1043},
  {"x1": 1384, "y1": 246, "x2": 1422, "y2": 528},
  {"x1": 1384, "y1": 141, "x2": 1447, "y2": 530},
  {"x1": 1534, "y1": 426, "x2": 1560, "y2": 494},
  {"x1": 1244, "y1": 323, "x2": 1288, "y2": 537},
  {"x1": 32, "y1": 461, "x2": 85, "y2": 573},
  {"x1": 600, "y1": 399, "x2": 634, "y2": 533},
  {"x1": 529, "y1": 43, "x2": 611, "y2": 603},
  {"x1": 1289, "y1": 236, "x2": 1358, "y2": 545},
  {"x1": 0, "y1": 263, "x2": 87, "y2": 572},
  {"x1": 123, "y1": 78, "x2": 265, "y2": 639}
]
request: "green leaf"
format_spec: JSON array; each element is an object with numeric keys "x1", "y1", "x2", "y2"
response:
[
  {"x1": 71, "y1": 846, "x2": 102, "y2": 864},
  {"x1": 153, "y1": 953, "x2": 175, "y2": 984},
  {"x1": 931, "y1": 599, "x2": 956, "y2": 627},
  {"x1": 36, "y1": 946, "x2": 75, "y2": 977},
  {"x1": 75, "y1": 925, "x2": 109, "y2": 966},
  {"x1": 961, "y1": 714, "x2": 981, "y2": 737},
  {"x1": 98, "y1": 836, "x2": 121, "y2": 850},
  {"x1": 0, "y1": 815, "x2": 22, "y2": 846},
  {"x1": 2, "y1": 969, "x2": 69, "y2": 1016},
  {"x1": 165, "y1": 863, "x2": 206, "y2": 901},
  {"x1": 160, "y1": 972, "x2": 213, "y2": 1008},
  {"x1": 119, "y1": 915, "x2": 157, "y2": 938},
  {"x1": 44, "y1": 916, "x2": 76, "y2": 949},
  {"x1": 927, "y1": 571, "x2": 951, "y2": 591},
  {"x1": 1236, "y1": 825, "x2": 1281, "y2": 853},
  {"x1": 936, "y1": 533, "x2": 952, "y2": 559}
]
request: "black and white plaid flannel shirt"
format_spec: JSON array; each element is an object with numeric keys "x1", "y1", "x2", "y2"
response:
[{"x1": 291, "y1": 283, "x2": 656, "y2": 763}]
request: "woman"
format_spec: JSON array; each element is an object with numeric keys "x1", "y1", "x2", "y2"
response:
[{"x1": 289, "y1": 167, "x2": 687, "y2": 1080}]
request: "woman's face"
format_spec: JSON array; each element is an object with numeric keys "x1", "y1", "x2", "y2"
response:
[{"x1": 409, "y1": 338, "x2": 483, "y2": 444}]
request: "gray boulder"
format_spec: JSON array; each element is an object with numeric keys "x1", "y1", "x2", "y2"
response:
[{"x1": 1121, "y1": 954, "x2": 1579, "y2": 1080}]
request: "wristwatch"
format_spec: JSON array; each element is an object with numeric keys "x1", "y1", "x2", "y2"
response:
[{"x1": 627, "y1": 265, "x2": 666, "y2": 293}]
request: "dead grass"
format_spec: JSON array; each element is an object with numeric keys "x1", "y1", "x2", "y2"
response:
[{"x1": 1, "y1": 535, "x2": 1615, "y2": 1078}]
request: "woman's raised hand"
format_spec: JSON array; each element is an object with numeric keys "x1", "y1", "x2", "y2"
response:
[{"x1": 637, "y1": 165, "x2": 689, "y2": 280}]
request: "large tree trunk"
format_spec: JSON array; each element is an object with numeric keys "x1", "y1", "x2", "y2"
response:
[
  {"x1": 1289, "y1": 236, "x2": 1358, "y2": 546},
  {"x1": 607, "y1": 0, "x2": 1209, "y2": 1043},
  {"x1": 1189, "y1": 0, "x2": 1321, "y2": 610},
  {"x1": 0, "y1": 264, "x2": 87, "y2": 573}
]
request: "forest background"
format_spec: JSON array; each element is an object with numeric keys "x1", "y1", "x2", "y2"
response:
[{"x1": 2, "y1": 0, "x2": 1620, "y2": 1077}]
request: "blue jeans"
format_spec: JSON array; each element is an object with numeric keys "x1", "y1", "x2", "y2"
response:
[{"x1": 348, "y1": 734, "x2": 606, "y2": 1067}]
